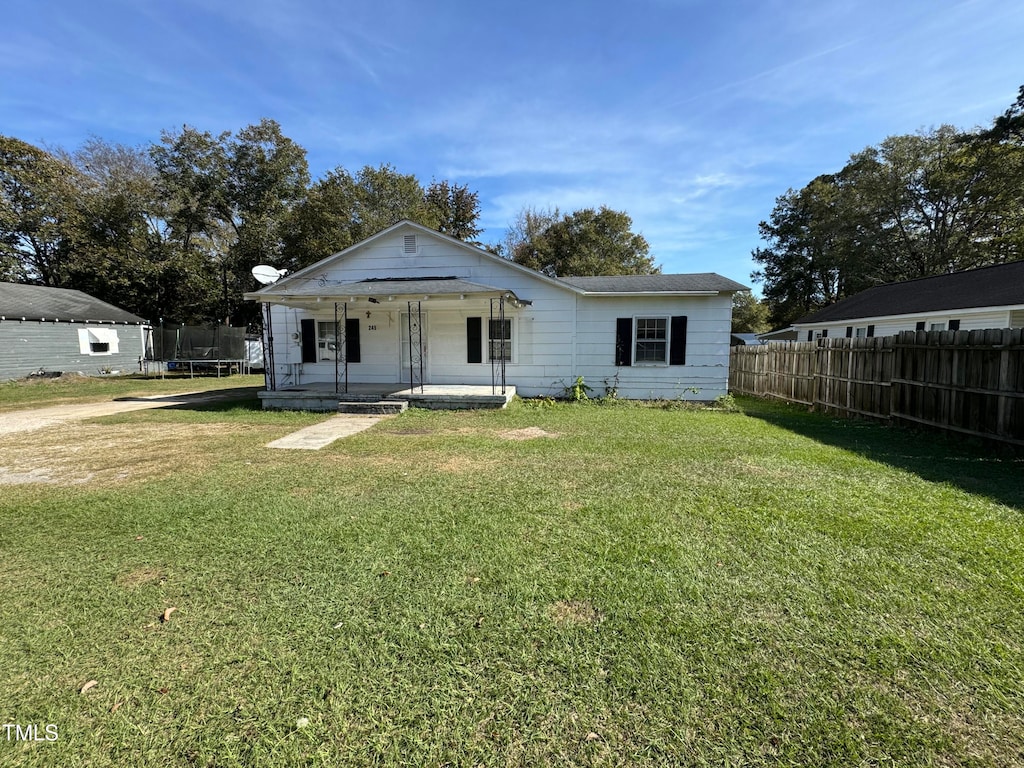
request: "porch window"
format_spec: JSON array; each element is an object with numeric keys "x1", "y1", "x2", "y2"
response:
[
  {"x1": 316, "y1": 320, "x2": 361, "y2": 362},
  {"x1": 634, "y1": 317, "x2": 668, "y2": 364},
  {"x1": 488, "y1": 318, "x2": 512, "y2": 362},
  {"x1": 317, "y1": 321, "x2": 339, "y2": 361},
  {"x1": 855, "y1": 327, "x2": 868, "y2": 338}
]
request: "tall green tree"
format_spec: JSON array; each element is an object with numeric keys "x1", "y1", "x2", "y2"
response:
[
  {"x1": 0, "y1": 136, "x2": 81, "y2": 285},
  {"x1": 153, "y1": 119, "x2": 309, "y2": 326},
  {"x1": 222, "y1": 119, "x2": 309, "y2": 326},
  {"x1": 423, "y1": 179, "x2": 482, "y2": 241},
  {"x1": 753, "y1": 104, "x2": 1024, "y2": 327},
  {"x1": 61, "y1": 138, "x2": 222, "y2": 323},
  {"x1": 281, "y1": 165, "x2": 483, "y2": 271},
  {"x1": 500, "y1": 205, "x2": 560, "y2": 263},
  {"x1": 731, "y1": 292, "x2": 771, "y2": 334},
  {"x1": 506, "y1": 206, "x2": 658, "y2": 276}
]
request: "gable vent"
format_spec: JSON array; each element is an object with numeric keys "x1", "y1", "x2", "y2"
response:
[{"x1": 403, "y1": 235, "x2": 417, "y2": 253}]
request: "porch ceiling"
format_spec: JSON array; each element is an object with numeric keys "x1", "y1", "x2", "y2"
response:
[{"x1": 247, "y1": 276, "x2": 531, "y2": 307}]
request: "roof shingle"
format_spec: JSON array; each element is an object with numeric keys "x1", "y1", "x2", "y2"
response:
[
  {"x1": 796, "y1": 261, "x2": 1024, "y2": 324},
  {"x1": 0, "y1": 282, "x2": 147, "y2": 324}
]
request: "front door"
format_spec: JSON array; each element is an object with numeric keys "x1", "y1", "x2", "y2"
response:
[{"x1": 399, "y1": 310, "x2": 428, "y2": 386}]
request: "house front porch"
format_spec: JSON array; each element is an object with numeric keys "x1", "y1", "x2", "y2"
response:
[{"x1": 257, "y1": 381, "x2": 516, "y2": 412}]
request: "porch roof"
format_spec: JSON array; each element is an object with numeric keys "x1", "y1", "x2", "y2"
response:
[{"x1": 246, "y1": 276, "x2": 531, "y2": 307}]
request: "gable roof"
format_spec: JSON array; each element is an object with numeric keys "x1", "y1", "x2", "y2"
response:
[
  {"x1": 559, "y1": 273, "x2": 747, "y2": 294},
  {"x1": 247, "y1": 220, "x2": 747, "y2": 301},
  {"x1": 796, "y1": 261, "x2": 1024, "y2": 325},
  {"x1": 249, "y1": 220, "x2": 577, "y2": 299},
  {"x1": 0, "y1": 282, "x2": 147, "y2": 324}
]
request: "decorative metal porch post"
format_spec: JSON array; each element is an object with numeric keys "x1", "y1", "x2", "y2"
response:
[
  {"x1": 490, "y1": 296, "x2": 506, "y2": 395},
  {"x1": 333, "y1": 302, "x2": 348, "y2": 394},
  {"x1": 407, "y1": 300, "x2": 423, "y2": 394}
]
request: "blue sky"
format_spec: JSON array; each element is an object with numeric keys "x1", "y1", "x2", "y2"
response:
[{"x1": 2, "y1": 0, "x2": 1022, "y2": 289}]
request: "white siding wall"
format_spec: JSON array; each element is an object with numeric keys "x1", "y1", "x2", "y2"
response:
[
  {"x1": 266, "y1": 231, "x2": 577, "y2": 395},
  {"x1": 264, "y1": 229, "x2": 733, "y2": 399},
  {"x1": 575, "y1": 294, "x2": 732, "y2": 400},
  {"x1": 796, "y1": 308, "x2": 1017, "y2": 340}
]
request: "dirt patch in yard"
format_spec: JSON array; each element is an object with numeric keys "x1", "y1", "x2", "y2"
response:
[
  {"x1": 0, "y1": 422, "x2": 254, "y2": 486},
  {"x1": 115, "y1": 566, "x2": 167, "y2": 589},
  {"x1": 498, "y1": 427, "x2": 561, "y2": 441},
  {"x1": 548, "y1": 600, "x2": 602, "y2": 627}
]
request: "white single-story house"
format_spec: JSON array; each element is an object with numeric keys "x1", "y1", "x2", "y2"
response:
[
  {"x1": 791, "y1": 261, "x2": 1024, "y2": 341},
  {"x1": 245, "y1": 221, "x2": 746, "y2": 408},
  {"x1": 0, "y1": 282, "x2": 149, "y2": 380}
]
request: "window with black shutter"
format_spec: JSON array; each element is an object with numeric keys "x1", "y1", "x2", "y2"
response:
[
  {"x1": 300, "y1": 318, "x2": 316, "y2": 363},
  {"x1": 615, "y1": 318, "x2": 632, "y2": 366},
  {"x1": 669, "y1": 316, "x2": 687, "y2": 365},
  {"x1": 467, "y1": 317, "x2": 482, "y2": 363},
  {"x1": 346, "y1": 318, "x2": 361, "y2": 363}
]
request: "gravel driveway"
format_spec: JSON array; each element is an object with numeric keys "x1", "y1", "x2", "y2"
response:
[{"x1": 0, "y1": 388, "x2": 259, "y2": 437}]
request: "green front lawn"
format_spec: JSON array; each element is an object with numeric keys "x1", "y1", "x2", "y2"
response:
[{"x1": 0, "y1": 395, "x2": 1021, "y2": 766}]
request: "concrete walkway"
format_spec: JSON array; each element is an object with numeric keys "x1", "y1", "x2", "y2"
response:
[
  {"x1": 265, "y1": 414, "x2": 390, "y2": 449},
  {"x1": 0, "y1": 388, "x2": 257, "y2": 438}
]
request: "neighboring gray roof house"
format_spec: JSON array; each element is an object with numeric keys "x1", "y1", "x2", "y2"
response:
[
  {"x1": 0, "y1": 282, "x2": 148, "y2": 380},
  {"x1": 0, "y1": 282, "x2": 146, "y2": 324},
  {"x1": 793, "y1": 261, "x2": 1024, "y2": 339}
]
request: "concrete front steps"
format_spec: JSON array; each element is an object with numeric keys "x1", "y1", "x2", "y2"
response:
[{"x1": 337, "y1": 400, "x2": 408, "y2": 415}]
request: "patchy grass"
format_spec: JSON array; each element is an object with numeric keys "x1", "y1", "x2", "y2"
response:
[
  {"x1": 0, "y1": 373, "x2": 266, "y2": 412},
  {"x1": 0, "y1": 396, "x2": 1022, "y2": 766}
]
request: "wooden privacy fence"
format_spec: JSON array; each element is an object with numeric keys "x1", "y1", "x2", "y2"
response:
[{"x1": 729, "y1": 328, "x2": 1024, "y2": 446}]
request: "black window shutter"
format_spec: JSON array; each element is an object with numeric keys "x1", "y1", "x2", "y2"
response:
[
  {"x1": 821, "y1": 329, "x2": 828, "y2": 338},
  {"x1": 615, "y1": 318, "x2": 632, "y2": 366},
  {"x1": 948, "y1": 319, "x2": 960, "y2": 331},
  {"x1": 846, "y1": 326, "x2": 853, "y2": 338},
  {"x1": 467, "y1": 317, "x2": 482, "y2": 363},
  {"x1": 300, "y1": 318, "x2": 316, "y2": 363},
  {"x1": 669, "y1": 315, "x2": 687, "y2": 365},
  {"x1": 867, "y1": 325, "x2": 875, "y2": 337},
  {"x1": 915, "y1": 321, "x2": 926, "y2": 331},
  {"x1": 346, "y1": 318, "x2": 361, "y2": 363},
  {"x1": 806, "y1": 330, "x2": 813, "y2": 341}
]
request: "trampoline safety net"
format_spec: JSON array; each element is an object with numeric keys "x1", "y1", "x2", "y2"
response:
[{"x1": 147, "y1": 326, "x2": 247, "y2": 362}]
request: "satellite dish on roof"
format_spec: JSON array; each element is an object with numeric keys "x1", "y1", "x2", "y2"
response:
[{"x1": 252, "y1": 265, "x2": 288, "y2": 285}]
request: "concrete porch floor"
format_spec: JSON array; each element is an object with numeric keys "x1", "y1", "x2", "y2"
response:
[{"x1": 258, "y1": 382, "x2": 516, "y2": 411}]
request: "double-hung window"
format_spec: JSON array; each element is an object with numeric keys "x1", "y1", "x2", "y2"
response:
[
  {"x1": 317, "y1": 321, "x2": 339, "y2": 361},
  {"x1": 488, "y1": 318, "x2": 512, "y2": 362},
  {"x1": 634, "y1": 317, "x2": 668, "y2": 364}
]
